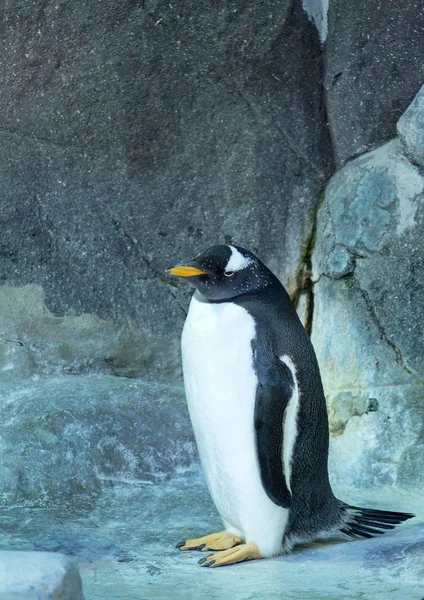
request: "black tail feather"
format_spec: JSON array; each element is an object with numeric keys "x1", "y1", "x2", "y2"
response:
[{"x1": 341, "y1": 505, "x2": 414, "y2": 540}]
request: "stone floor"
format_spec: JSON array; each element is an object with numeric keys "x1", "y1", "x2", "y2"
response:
[{"x1": 1, "y1": 476, "x2": 423, "y2": 600}]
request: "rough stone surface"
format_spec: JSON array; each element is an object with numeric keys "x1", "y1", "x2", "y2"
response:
[
  {"x1": 0, "y1": 551, "x2": 84, "y2": 600},
  {"x1": 0, "y1": 0, "x2": 332, "y2": 372},
  {"x1": 0, "y1": 479, "x2": 422, "y2": 600},
  {"x1": 0, "y1": 377, "x2": 195, "y2": 508},
  {"x1": 324, "y1": 0, "x2": 424, "y2": 165},
  {"x1": 312, "y1": 104, "x2": 424, "y2": 492},
  {"x1": 0, "y1": 284, "x2": 180, "y2": 380},
  {"x1": 397, "y1": 84, "x2": 424, "y2": 168}
]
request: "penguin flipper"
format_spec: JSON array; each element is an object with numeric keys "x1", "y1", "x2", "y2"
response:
[{"x1": 254, "y1": 356, "x2": 295, "y2": 509}]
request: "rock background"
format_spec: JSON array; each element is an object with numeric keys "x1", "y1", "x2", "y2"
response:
[{"x1": 0, "y1": 0, "x2": 423, "y2": 516}]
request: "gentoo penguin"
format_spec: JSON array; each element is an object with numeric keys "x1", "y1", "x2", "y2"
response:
[{"x1": 168, "y1": 244, "x2": 414, "y2": 568}]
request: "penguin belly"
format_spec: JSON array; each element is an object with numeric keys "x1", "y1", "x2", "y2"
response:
[{"x1": 181, "y1": 295, "x2": 289, "y2": 557}]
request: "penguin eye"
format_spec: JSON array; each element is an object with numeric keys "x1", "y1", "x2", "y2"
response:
[{"x1": 224, "y1": 270, "x2": 234, "y2": 277}]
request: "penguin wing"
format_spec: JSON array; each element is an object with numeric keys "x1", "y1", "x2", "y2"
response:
[{"x1": 254, "y1": 356, "x2": 295, "y2": 508}]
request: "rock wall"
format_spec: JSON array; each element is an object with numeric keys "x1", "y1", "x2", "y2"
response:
[
  {"x1": 312, "y1": 86, "x2": 424, "y2": 494},
  {"x1": 0, "y1": 0, "x2": 332, "y2": 380}
]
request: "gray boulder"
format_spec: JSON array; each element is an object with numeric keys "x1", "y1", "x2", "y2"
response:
[
  {"x1": 0, "y1": 551, "x2": 84, "y2": 600},
  {"x1": 324, "y1": 0, "x2": 424, "y2": 165},
  {"x1": 312, "y1": 91, "x2": 424, "y2": 493}
]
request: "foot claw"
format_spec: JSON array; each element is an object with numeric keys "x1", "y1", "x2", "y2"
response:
[
  {"x1": 198, "y1": 557, "x2": 207, "y2": 565},
  {"x1": 175, "y1": 540, "x2": 186, "y2": 549},
  {"x1": 202, "y1": 560, "x2": 216, "y2": 567},
  {"x1": 197, "y1": 544, "x2": 206, "y2": 551}
]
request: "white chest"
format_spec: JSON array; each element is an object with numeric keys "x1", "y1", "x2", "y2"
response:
[
  {"x1": 182, "y1": 296, "x2": 257, "y2": 404},
  {"x1": 182, "y1": 296, "x2": 257, "y2": 517},
  {"x1": 181, "y1": 296, "x2": 288, "y2": 556},
  {"x1": 182, "y1": 296, "x2": 258, "y2": 438}
]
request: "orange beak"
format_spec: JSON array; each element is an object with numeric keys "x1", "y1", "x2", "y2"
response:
[{"x1": 167, "y1": 265, "x2": 207, "y2": 277}]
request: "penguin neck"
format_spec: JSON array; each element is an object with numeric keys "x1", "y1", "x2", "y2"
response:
[{"x1": 193, "y1": 279, "x2": 293, "y2": 309}]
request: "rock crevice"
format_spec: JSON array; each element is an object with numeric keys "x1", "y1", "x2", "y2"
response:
[{"x1": 355, "y1": 278, "x2": 414, "y2": 378}]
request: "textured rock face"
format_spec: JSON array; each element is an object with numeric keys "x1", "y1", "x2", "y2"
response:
[
  {"x1": 0, "y1": 285, "x2": 180, "y2": 380},
  {"x1": 0, "y1": 377, "x2": 195, "y2": 508},
  {"x1": 0, "y1": 551, "x2": 84, "y2": 600},
  {"x1": 0, "y1": 0, "x2": 332, "y2": 367},
  {"x1": 324, "y1": 0, "x2": 424, "y2": 165},
  {"x1": 312, "y1": 93, "x2": 424, "y2": 493}
]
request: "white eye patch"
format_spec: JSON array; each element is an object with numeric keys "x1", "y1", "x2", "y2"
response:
[{"x1": 225, "y1": 246, "x2": 253, "y2": 272}]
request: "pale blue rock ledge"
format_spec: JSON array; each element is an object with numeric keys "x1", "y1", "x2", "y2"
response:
[{"x1": 0, "y1": 378, "x2": 423, "y2": 600}]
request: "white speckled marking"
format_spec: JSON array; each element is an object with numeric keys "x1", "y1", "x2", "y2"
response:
[
  {"x1": 182, "y1": 294, "x2": 289, "y2": 557},
  {"x1": 279, "y1": 355, "x2": 300, "y2": 494},
  {"x1": 225, "y1": 246, "x2": 253, "y2": 272}
]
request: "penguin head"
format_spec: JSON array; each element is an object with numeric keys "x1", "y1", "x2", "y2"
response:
[{"x1": 168, "y1": 244, "x2": 278, "y2": 301}]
